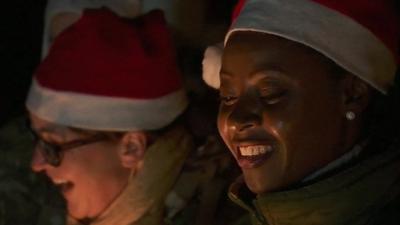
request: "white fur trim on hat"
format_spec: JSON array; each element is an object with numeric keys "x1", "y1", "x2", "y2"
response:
[
  {"x1": 202, "y1": 44, "x2": 223, "y2": 89},
  {"x1": 26, "y1": 79, "x2": 188, "y2": 131},
  {"x1": 225, "y1": 0, "x2": 397, "y2": 94}
]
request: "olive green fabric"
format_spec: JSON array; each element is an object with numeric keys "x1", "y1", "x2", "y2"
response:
[
  {"x1": 165, "y1": 135, "x2": 245, "y2": 225},
  {"x1": 228, "y1": 141, "x2": 400, "y2": 225}
]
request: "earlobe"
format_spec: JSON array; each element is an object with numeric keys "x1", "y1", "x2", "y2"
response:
[
  {"x1": 342, "y1": 75, "x2": 372, "y2": 117},
  {"x1": 119, "y1": 132, "x2": 148, "y2": 169}
]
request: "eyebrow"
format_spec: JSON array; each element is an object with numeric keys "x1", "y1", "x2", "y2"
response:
[
  {"x1": 257, "y1": 63, "x2": 287, "y2": 74},
  {"x1": 220, "y1": 63, "x2": 288, "y2": 79},
  {"x1": 35, "y1": 125, "x2": 66, "y2": 135}
]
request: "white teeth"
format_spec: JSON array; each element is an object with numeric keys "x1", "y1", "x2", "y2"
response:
[
  {"x1": 53, "y1": 179, "x2": 68, "y2": 185},
  {"x1": 239, "y1": 145, "x2": 272, "y2": 156}
]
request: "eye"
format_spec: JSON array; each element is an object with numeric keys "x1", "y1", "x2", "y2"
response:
[
  {"x1": 219, "y1": 94, "x2": 238, "y2": 106},
  {"x1": 36, "y1": 133, "x2": 67, "y2": 151},
  {"x1": 40, "y1": 140, "x2": 62, "y2": 152},
  {"x1": 260, "y1": 89, "x2": 287, "y2": 105}
]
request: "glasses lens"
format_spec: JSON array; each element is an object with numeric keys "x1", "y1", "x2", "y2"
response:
[{"x1": 38, "y1": 141, "x2": 62, "y2": 167}]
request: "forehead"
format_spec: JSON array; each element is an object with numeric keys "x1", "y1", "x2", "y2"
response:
[
  {"x1": 221, "y1": 32, "x2": 335, "y2": 82},
  {"x1": 29, "y1": 112, "x2": 71, "y2": 135}
]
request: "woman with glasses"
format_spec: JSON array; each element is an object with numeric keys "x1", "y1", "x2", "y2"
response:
[
  {"x1": 204, "y1": 0, "x2": 400, "y2": 224},
  {"x1": 26, "y1": 8, "x2": 192, "y2": 225}
]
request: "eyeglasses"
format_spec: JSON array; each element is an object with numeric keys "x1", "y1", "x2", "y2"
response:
[{"x1": 27, "y1": 125, "x2": 107, "y2": 167}]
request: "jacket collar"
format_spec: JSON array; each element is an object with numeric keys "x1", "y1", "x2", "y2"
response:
[{"x1": 229, "y1": 143, "x2": 400, "y2": 225}]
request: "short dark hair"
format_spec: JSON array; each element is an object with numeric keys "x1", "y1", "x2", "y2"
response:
[{"x1": 365, "y1": 77, "x2": 400, "y2": 149}]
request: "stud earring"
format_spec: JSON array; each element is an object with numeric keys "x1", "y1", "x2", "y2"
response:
[{"x1": 346, "y1": 111, "x2": 356, "y2": 120}]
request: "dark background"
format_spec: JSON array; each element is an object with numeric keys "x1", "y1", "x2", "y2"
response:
[{"x1": 1, "y1": 1, "x2": 46, "y2": 124}]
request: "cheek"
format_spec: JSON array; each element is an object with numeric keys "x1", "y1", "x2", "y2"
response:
[
  {"x1": 279, "y1": 100, "x2": 344, "y2": 179},
  {"x1": 85, "y1": 152, "x2": 123, "y2": 178},
  {"x1": 216, "y1": 114, "x2": 225, "y2": 139},
  {"x1": 260, "y1": 107, "x2": 292, "y2": 145},
  {"x1": 217, "y1": 107, "x2": 232, "y2": 148},
  {"x1": 65, "y1": 147, "x2": 123, "y2": 180},
  {"x1": 59, "y1": 147, "x2": 129, "y2": 219}
]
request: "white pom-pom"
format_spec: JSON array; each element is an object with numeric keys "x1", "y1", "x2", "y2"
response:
[{"x1": 202, "y1": 44, "x2": 223, "y2": 89}]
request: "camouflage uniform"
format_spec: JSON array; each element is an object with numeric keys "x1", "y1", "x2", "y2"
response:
[
  {"x1": 0, "y1": 117, "x2": 65, "y2": 225},
  {"x1": 166, "y1": 135, "x2": 246, "y2": 225}
]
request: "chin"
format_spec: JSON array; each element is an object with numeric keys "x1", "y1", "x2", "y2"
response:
[
  {"x1": 67, "y1": 197, "x2": 92, "y2": 220},
  {"x1": 244, "y1": 179, "x2": 269, "y2": 194},
  {"x1": 242, "y1": 170, "x2": 280, "y2": 194},
  {"x1": 68, "y1": 205, "x2": 86, "y2": 220}
]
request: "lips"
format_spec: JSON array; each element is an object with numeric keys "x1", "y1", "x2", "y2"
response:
[
  {"x1": 236, "y1": 144, "x2": 274, "y2": 169},
  {"x1": 53, "y1": 179, "x2": 74, "y2": 195}
]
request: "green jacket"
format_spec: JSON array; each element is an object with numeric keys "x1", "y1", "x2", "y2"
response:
[{"x1": 228, "y1": 141, "x2": 400, "y2": 225}]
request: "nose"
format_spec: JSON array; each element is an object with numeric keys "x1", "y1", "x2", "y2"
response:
[
  {"x1": 228, "y1": 94, "x2": 263, "y2": 132},
  {"x1": 31, "y1": 146, "x2": 50, "y2": 172}
]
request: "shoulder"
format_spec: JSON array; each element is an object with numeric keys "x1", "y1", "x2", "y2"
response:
[
  {"x1": 369, "y1": 194, "x2": 400, "y2": 225},
  {"x1": 165, "y1": 135, "x2": 246, "y2": 225}
]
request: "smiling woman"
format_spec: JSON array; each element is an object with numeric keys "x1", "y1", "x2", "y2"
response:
[
  {"x1": 29, "y1": 114, "x2": 132, "y2": 220},
  {"x1": 25, "y1": 8, "x2": 192, "y2": 225},
  {"x1": 206, "y1": 0, "x2": 400, "y2": 224},
  {"x1": 219, "y1": 32, "x2": 352, "y2": 194}
]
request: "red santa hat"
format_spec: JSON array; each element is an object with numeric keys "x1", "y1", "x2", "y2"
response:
[
  {"x1": 26, "y1": 8, "x2": 188, "y2": 131},
  {"x1": 204, "y1": 0, "x2": 399, "y2": 94}
]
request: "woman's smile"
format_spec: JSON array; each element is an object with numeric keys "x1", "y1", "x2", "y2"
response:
[
  {"x1": 236, "y1": 144, "x2": 275, "y2": 169},
  {"x1": 218, "y1": 32, "x2": 351, "y2": 194},
  {"x1": 52, "y1": 178, "x2": 74, "y2": 195}
]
